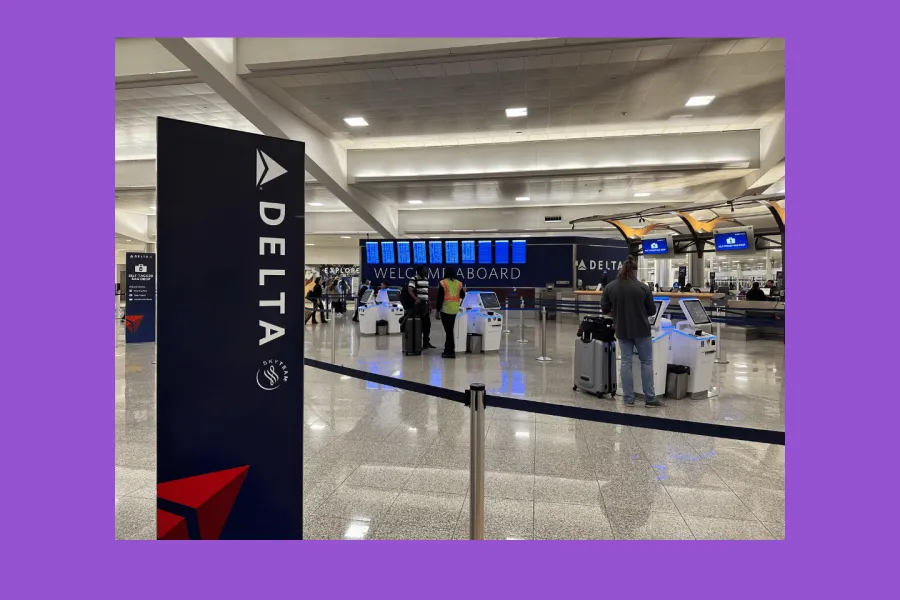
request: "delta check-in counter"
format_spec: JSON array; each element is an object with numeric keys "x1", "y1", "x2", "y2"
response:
[{"x1": 573, "y1": 291, "x2": 784, "y2": 341}]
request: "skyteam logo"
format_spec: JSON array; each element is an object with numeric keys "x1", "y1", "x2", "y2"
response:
[
  {"x1": 256, "y1": 149, "x2": 288, "y2": 188},
  {"x1": 256, "y1": 359, "x2": 289, "y2": 391}
]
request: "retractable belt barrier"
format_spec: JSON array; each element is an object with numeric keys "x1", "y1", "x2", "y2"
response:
[{"x1": 303, "y1": 357, "x2": 785, "y2": 446}]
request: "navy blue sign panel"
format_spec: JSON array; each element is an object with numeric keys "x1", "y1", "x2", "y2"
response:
[
  {"x1": 364, "y1": 243, "x2": 574, "y2": 288},
  {"x1": 124, "y1": 252, "x2": 156, "y2": 343},
  {"x1": 575, "y1": 243, "x2": 630, "y2": 287},
  {"x1": 156, "y1": 118, "x2": 305, "y2": 540}
]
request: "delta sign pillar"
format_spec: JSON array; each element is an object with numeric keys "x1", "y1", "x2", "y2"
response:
[{"x1": 155, "y1": 118, "x2": 305, "y2": 539}]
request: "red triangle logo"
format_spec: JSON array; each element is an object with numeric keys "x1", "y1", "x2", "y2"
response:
[
  {"x1": 157, "y1": 466, "x2": 249, "y2": 540},
  {"x1": 125, "y1": 314, "x2": 144, "y2": 333}
]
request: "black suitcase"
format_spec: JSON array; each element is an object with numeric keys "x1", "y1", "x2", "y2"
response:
[
  {"x1": 333, "y1": 300, "x2": 346, "y2": 314},
  {"x1": 403, "y1": 315, "x2": 422, "y2": 355}
]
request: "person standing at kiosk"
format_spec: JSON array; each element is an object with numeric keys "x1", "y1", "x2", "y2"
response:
[
  {"x1": 352, "y1": 278, "x2": 370, "y2": 322},
  {"x1": 600, "y1": 259, "x2": 664, "y2": 407},
  {"x1": 408, "y1": 266, "x2": 435, "y2": 350},
  {"x1": 436, "y1": 268, "x2": 466, "y2": 358}
]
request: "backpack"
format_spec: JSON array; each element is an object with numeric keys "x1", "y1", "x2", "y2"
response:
[
  {"x1": 399, "y1": 282, "x2": 416, "y2": 310},
  {"x1": 577, "y1": 316, "x2": 615, "y2": 343}
]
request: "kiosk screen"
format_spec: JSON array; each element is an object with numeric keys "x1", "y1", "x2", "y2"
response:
[
  {"x1": 387, "y1": 289, "x2": 401, "y2": 302},
  {"x1": 682, "y1": 299, "x2": 711, "y2": 325},
  {"x1": 480, "y1": 293, "x2": 501, "y2": 310},
  {"x1": 649, "y1": 300, "x2": 664, "y2": 326},
  {"x1": 360, "y1": 290, "x2": 373, "y2": 304}
]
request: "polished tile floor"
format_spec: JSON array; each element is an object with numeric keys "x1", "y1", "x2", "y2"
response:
[{"x1": 116, "y1": 312, "x2": 785, "y2": 540}]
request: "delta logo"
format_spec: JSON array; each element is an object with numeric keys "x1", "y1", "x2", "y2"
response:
[
  {"x1": 125, "y1": 315, "x2": 144, "y2": 333},
  {"x1": 157, "y1": 466, "x2": 249, "y2": 540}
]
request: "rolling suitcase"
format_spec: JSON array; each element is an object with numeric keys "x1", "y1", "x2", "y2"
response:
[
  {"x1": 573, "y1": 338, "x2": 617, "y2": 398},
  {"x1": 403, "y1": 315, "x2": 422, "y2": 355}
]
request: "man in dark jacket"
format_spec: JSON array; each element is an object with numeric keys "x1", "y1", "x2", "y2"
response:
[
  {"x1": 601, "y1": 259, "x2": 664, "y2": 407},
  {"x1": 746, "y1": 281, "x2": 767, "y2": 301},
  {"x1": 352, "y1": 279, "x2": 370, "y2": 322}
]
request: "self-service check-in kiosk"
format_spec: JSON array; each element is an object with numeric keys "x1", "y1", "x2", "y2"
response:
[
  {"x1": 357, "y1": 289, "x2": 378, "y2": 335},
  {"x1": 461, "y1": 291, "x2": 504, "y2": 352},
  {"x1": 630, "y1": 297, "x2": 672, "y2": 397},
  {"x1": 376, "y1": 288, "x2": 404, "y2": 334},
  {"x1": 667, "y1": 298, "x2": 717, "y2": 398}
]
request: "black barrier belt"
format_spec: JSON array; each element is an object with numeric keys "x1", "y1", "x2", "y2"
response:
[
  {"x1": 485, "y1": 394, "x2": 784, "y2": 445},
  {"x1": 303, "y1": 357, "x2": 468, "y2": 404},
  {"x1": 303, "y1": 358, "x2": 785, "y2": 445}
]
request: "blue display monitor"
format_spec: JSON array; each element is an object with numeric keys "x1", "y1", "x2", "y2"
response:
[
  {"x1": 428, "y1": 240, "x2": 443, "y2": 264},
  {"x1": 715, "y1": 231, "x2": 750, "y2": 251},
  {"x1": 494, "y1": 240, "x2": 509, "y2": 263},
  {"x1": 365, "y1": 241, "x2": 379, "y2": 264},
  {"x1": 445, "y1": 240, "x2": 459, "y2": 264},
  {"x1": 412, "y1": 241, "x2": 427, "y2": 264},
  {"x1": 380, "y1": 241, "x2": 395, "y2": 264},
  {"x1": 642, "y1": 237, "x2": 669, "y2": 255},
  {"x1": 397, "y1": 241, "x2": 411, "y2": 264},
  {"x1": 512, "y1": 239, "x2": 527, "y2": 264},
  {"x1": 461, "y1": 240, "x2": 476, "y2": 264},
  {"x1": 478, "y1": 240, "x2": 492, "y2": 264}
]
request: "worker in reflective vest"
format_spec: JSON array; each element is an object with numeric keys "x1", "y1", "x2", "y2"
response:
[{"x1": 435, "y1": 267, "x2": 466, "y2": 358}]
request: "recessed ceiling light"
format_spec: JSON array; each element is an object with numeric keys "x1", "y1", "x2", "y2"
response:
[
  {"x1": 685, "y1": 95, "x2": 715, "y2": 107},
  {"x1": 634, "y1": 192, "x2": 652, "y2": 197},
  {"x1": 344, "y1": 117, "x2": 368, "y2": 127},
  {"x1": 308, "y1": 202, "x2": 324, "y2": 207},
  {"x1": 515, "y1": 197, "x2": 530, "y2": 201},
  {"x1": 407, "y1": 200, "x2": 423, "y2": 205},
  {"x1": 306, "y1": 243, "x2": 315, "y2": 246},
  {"x1": 506, "y1": 107, "x2": 528, "y2": 118},
  {"x1": 340, "y1": 236, "x2": 351, "y2": 239},
  {"x1": 430, "y1": 236, "x2": 440, "y2": 238}
]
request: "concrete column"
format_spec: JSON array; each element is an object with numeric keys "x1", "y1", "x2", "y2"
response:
[
  {"x1": 658, "y1": 258, "x2": 671, "y2": 288},
  {"x1": 689, "y1": 253, "x2": 703, "y2": 288}
]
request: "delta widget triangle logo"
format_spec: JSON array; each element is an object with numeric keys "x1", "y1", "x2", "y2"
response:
[
  {"x1": 256, "y1": 149, "x2": 288, "y2": 188},
  {"x1": 125, "y1": 314, "x2": 144, "y2": 333},
  {"x1": 157, "y1": 466, "x2": 249, "y2": 540}
]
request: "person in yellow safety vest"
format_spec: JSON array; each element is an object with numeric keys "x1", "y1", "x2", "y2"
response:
[{"x1": 435, "y1": 267, "x2": 467, "y2": 358}]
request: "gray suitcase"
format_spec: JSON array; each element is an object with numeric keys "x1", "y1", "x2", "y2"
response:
[{"x1": 573, "y1": 338, "x2": 617, "y2": 397}]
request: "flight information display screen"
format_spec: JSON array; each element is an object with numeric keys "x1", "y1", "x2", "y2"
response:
[
  {"x1": 682, "y1": 299, "x2": 711, "y2": 325},
  {"x1": 642, "y1": 238, "x2": 669, "y2": 255},
  {"x1": 461, "y1": 240, "x2": 476, "y2": 264},
  {"x1": 413, "y1": 241, "x2": 427, "y2": 264},
  {"x1": 380, "y1": 241, "x2": 395, "y2": 264},
  {"x1": 715, "y1": 231, "x2": 750, "y2": 251},
  {"x1": 397, "y1": 241, "x2": 411, "y2": 264},
  {"x1": 428, "y1": 240, "x2": 443, "y2": 264},
  {"x1": 494, "y1": 240, "x2": 509, "y2": 263},
  {"x1": 365, "y1": 241, "x2": 379, "y2": 264},
  {"x1": 445, "y1": 240, "x2": 459, "y2": 263},
  {"x1": 512, "y1": 239, "x2": 527, "y2": 264},
  {"x1": 478, "y1": 240, "x2": 492, "y2": 264}
]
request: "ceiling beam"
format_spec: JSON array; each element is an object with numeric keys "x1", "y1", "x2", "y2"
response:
[{"x1": 154, "y1": 37, "x2": 399, "y2": 238}]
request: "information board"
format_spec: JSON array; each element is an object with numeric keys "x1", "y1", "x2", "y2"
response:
[
  {"x1": 494, "y1": 240, "x2": 509, "y2": 264},
  {"x1": 715, "y1": 231, "x2": 750, "y2": 252},
  {"x1": 642, "y1": 238, "x2": 669, "y2": 255},
  {"x1": 380, "y1": 241, "x2": 395, "y2": 264},
  {"x1": 366, "y1": 241, "x2": 380, "y2": 264},
  {"x1": 413, "y1": 241, "x2": 427, "y2": 264},
  {"x1": 478, "y1": 240, "x2": 492, "y2": 264},
  {"x1": 461, "y1": 240, "x2": 476, "y2": 264},
  {"x1": 397, "y1": 241, "x2": 411, "y2": 264},
  {"x1": 445, "y1": 240, "x2": 459, "y2": 264},
  {"x1": 125, "y1": 252, "x2": 156, "y2": 344},
  {"x1": 428, "y1": 240, "x2": 443, "y2": 264},
  {"x1": 512, "y1": 239, "x2": 527, "y2": 264}
]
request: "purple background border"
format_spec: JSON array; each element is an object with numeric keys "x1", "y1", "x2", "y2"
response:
[{"x1": 3, "y1": 1, "x2": 893, "y2": 596}]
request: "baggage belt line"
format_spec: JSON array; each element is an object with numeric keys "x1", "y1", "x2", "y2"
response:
[{"x1": 303, "y1": 358, "x2": 785, "y2": 446}]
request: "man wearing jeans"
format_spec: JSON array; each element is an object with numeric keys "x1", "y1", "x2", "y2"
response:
[{"x1": 600, "y1": 259, "x2": 665, "y2": 407}]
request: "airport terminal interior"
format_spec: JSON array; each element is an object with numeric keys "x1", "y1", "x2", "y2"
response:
[{"x1": 116, "y1": 37, "x2": 785, "y2": 540}]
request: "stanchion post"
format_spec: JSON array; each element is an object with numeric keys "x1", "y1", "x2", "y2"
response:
[
  {"x1": 502, "y1": 298, "x2": 511, "y2": 333},
  {"x1": 536, "y1": 305, "x2": 553, "y2": 362},
  {"x1": 330, "y1": 306, "x2": 337, "y2": 364},
  {"x1": 468, "y1": 383, "x2": 486, "y2": 540},
  {"x1": 517, "y1": 297, "x2": 528, "y2": 343},
  {"x1": 714, "y1": 308, "x2": 728, "y2": 365}
]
